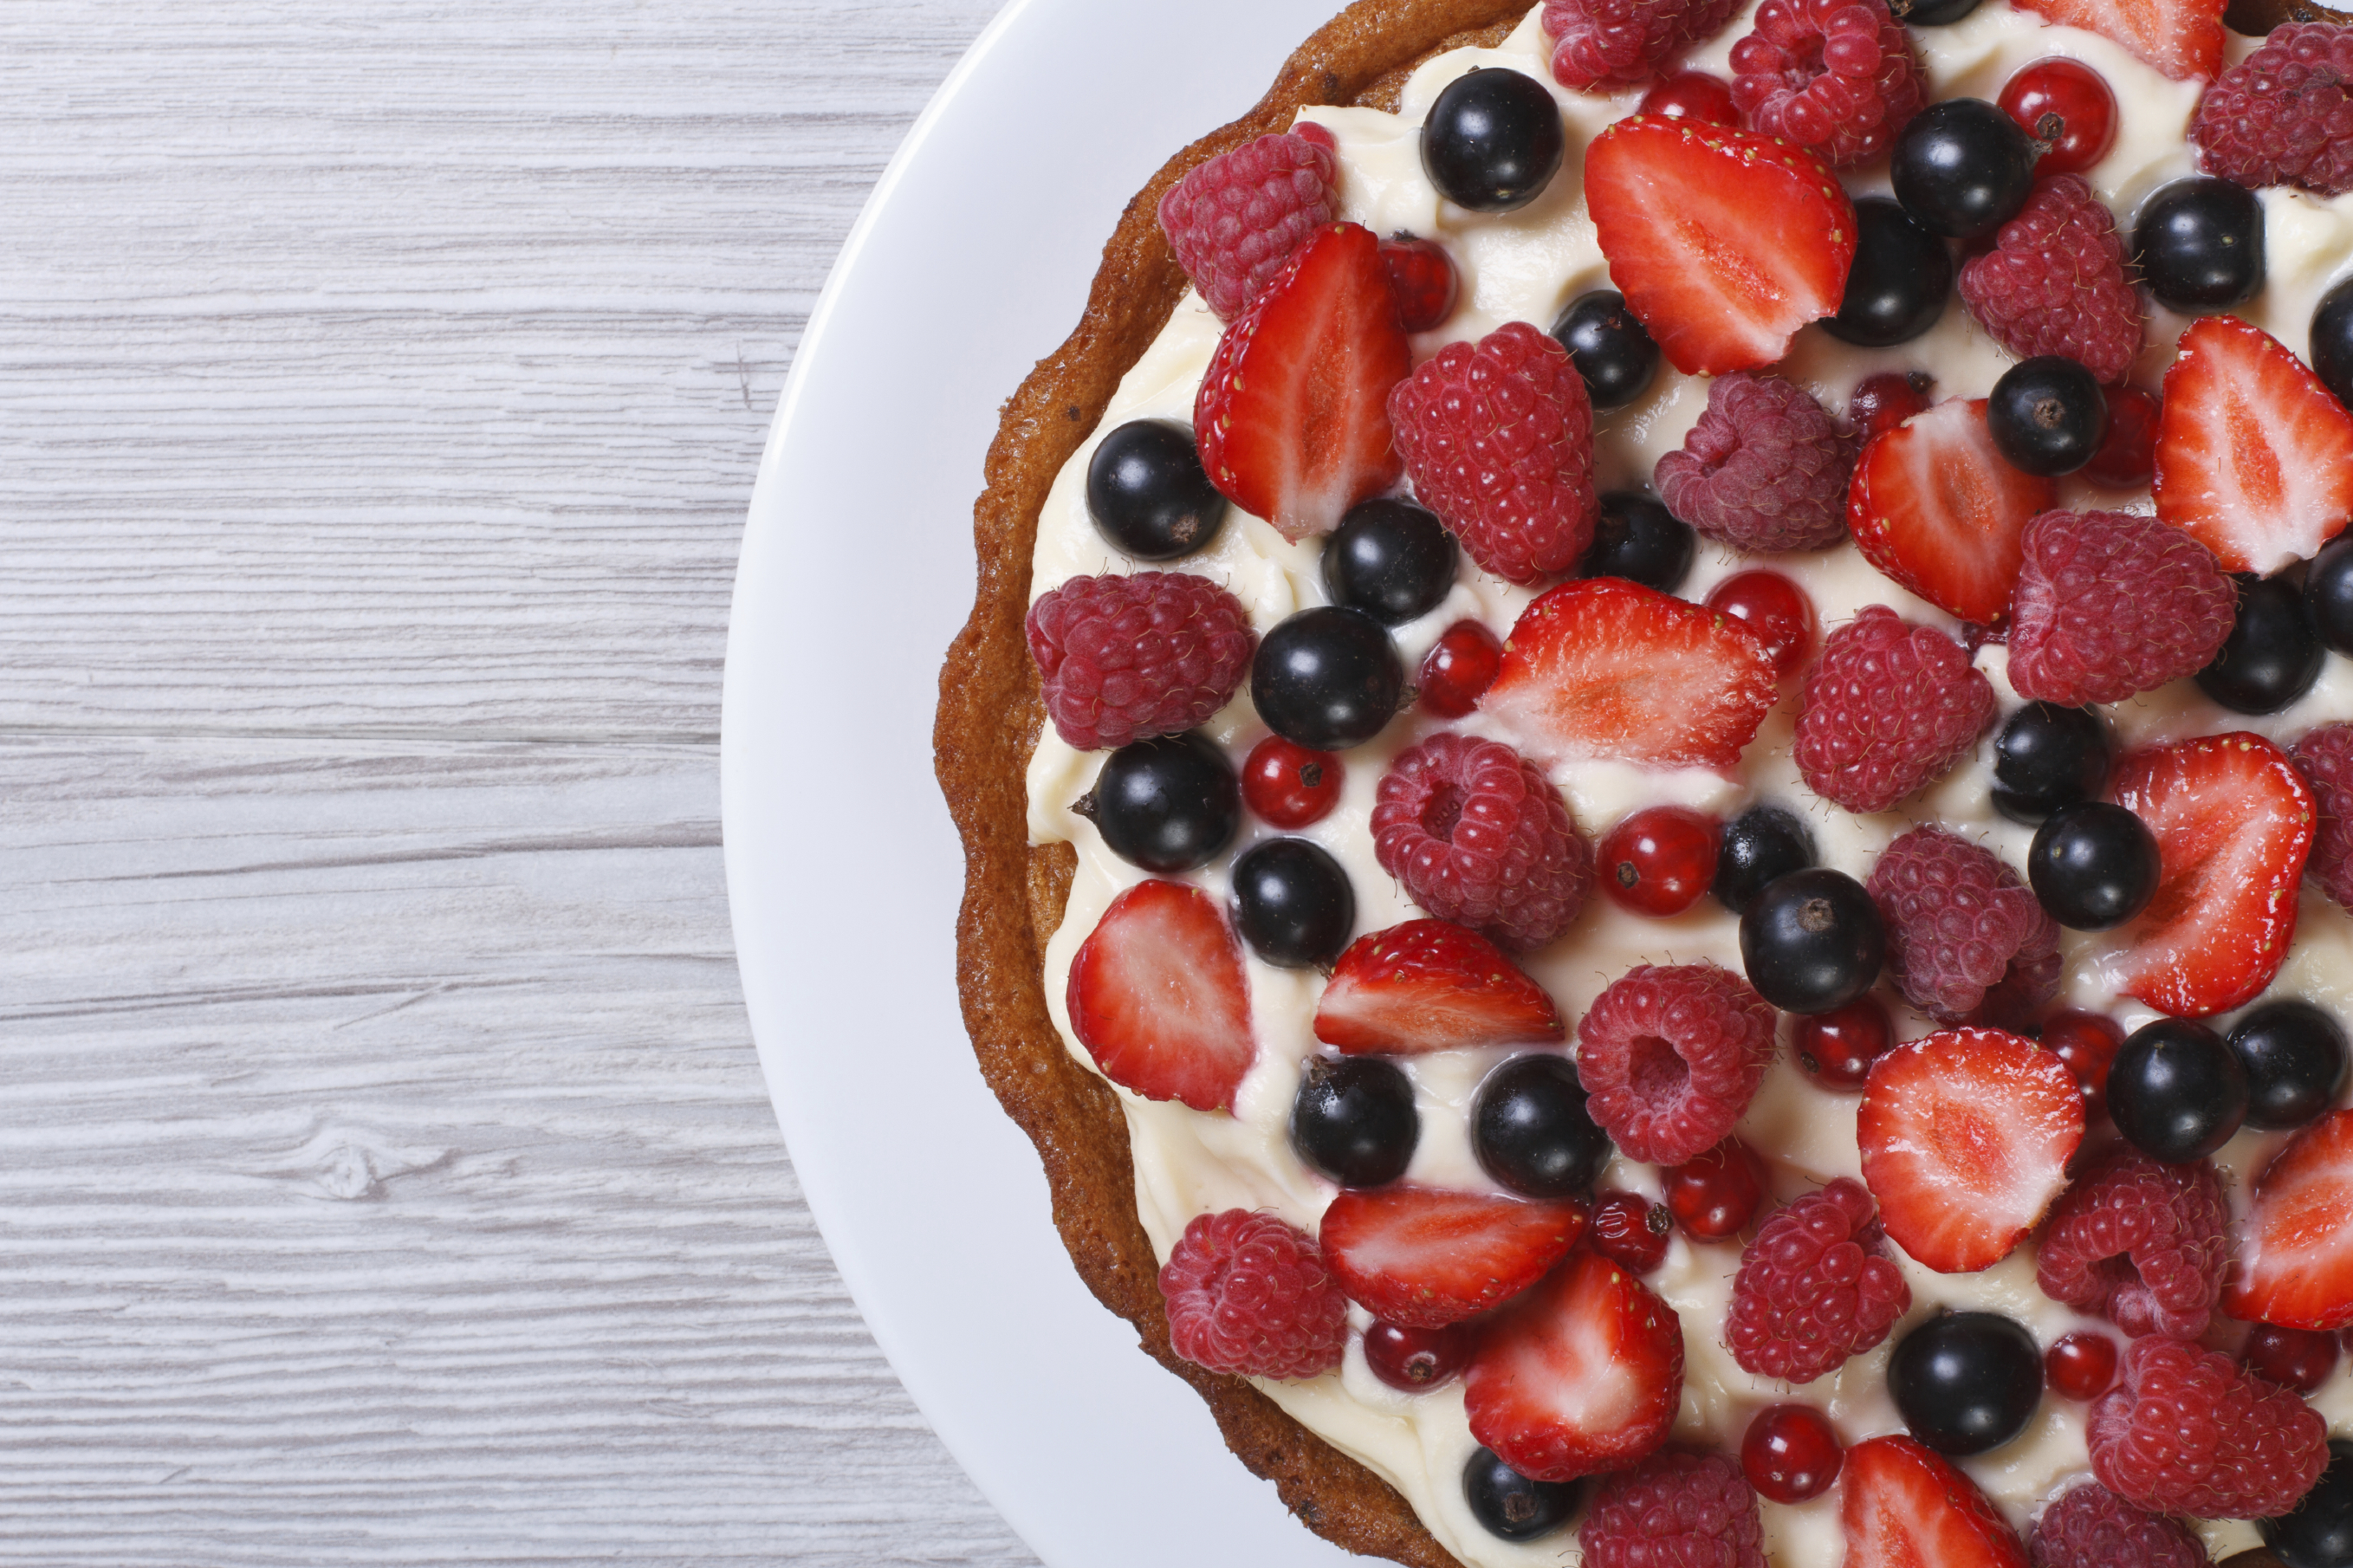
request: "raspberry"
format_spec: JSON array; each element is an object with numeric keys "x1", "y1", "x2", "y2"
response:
[
  {"x1": 2191, "y1": 23, "x2": 2353, "y2": 198},
  {"x1": 2028, "y1": 1481, "x2": 2209, "y2": 1568},
  {"x1": 1388, "y1": 321, "x2": 1598, "y2": 586},
  {"x1": 1578, "y1": 1449, "x2": 1766, "y2": 1568},
  {"x1": 1026, "y1": 573, "x2": 1255, "y2": 751},
  {"x1": 1543, "y1": 0, "x2": 1744, "y2": 90},
  {"x1": 2290, "y1": 722, "x2": 2353, "y2": 912},
  {"x1": 1653, "y1": 372, "x2": 1860, "y2": 554},
  {"x1": 1726, "y1": 1177, "x2": 1909, "y2": 1383},
  {"x1": 1793, "y1": 606, "x2": 1997, "y2": 814},
  {"x1": 2035, "y1": 1144, "x2": 2230, "y2": 1340},
  {"x1": 2087, "y1": 1335, "x2": 2328, "y2": 1520},
  {"x1": 1156, "y1": 131, "x2": 1339, "y2": 321},
  {"x1": 1158, "y1": 1208, "x2": 1350, "y2": 1381},
  {"x1": 1866, "y1": 826, "x2": 2059, "y2": 1024},
  {"x1": 1574, "y1": 962, "x2": 1777, "y2": 1166},
  {"x1": 1371, "y1": 733, "x2": 1592, "y2": 952},
  {"x1": 2006, "y1": 509, "x2": 2237, "y2": 708},
  {"x1": 1728, "y1": 0, "x2": 1925, "y2": 168},
  {"x1": 1958, "y1": 175, "x2": 2143, "y2": 385},
  {"x1": 1591, "y1": 1189, "x2": 1674, "y2": 1273}
]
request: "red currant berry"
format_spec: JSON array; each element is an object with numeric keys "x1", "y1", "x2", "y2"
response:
[
  {"x1": 1638, "y1": 71, "x2": 1740, "y2": 126},
  {"x1": 1847, "y1": 371, "x2": 1933, "y2": 443},
  {"x1": 2040, "y1": 1010, "x2": 2125, "y2": 1122},
  {"x1": 1598, "y1": 805, "x2": 1720, "y2": 917},
  {"x1": 1241, "y1": 735, "x2": 1343, "y2": 829},
  {"x1": 1589, "y1": 1189, "x2": 1673, "y2": 1273},
  {"x1": 1363, "y1": 1319, "x2": 1475, "y2": 1390},
  {"x1": 1740, "y1": 1403, "x2": 1843, "y2": 1504},
  {"x1": 2045, "y1": 1331, "x2": 2119, "y2": 1400},
  {"x1": 2243, "y1": 1324, "x2": 2341, "y2": 1395},
  {"x1": 1663, "y1": 1138, "x2": 1766, "y2": 1241},
  {"x1": 1999, "y1": 57, "x2": 2118, "y2": 178},
  {"x1": 2081, "y1": 384, "x2": 2160, "y2": 490},
  {"x1": 1793, "y1": 995, "x2": 1893, "y2": 1092},
  {"x1": 1705, "y1": 569, "x2": 1818, "y2": 680},
  {"x1": 1379, "y1": 233, "x2": 1459, "y2": 334},
  {"x1": 1417, "y1": 619, "x2": 1502, "y2": 718}
]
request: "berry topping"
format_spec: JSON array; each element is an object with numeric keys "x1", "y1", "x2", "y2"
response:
[
  {"x1": 1892, "y1": 99, "x2": 2039, "y2": 240},
  {"x1": 1371, "y1": 732, "x2": 1592, "y2": 952},
  {"x1": 1251, "y1": 605, "x2": 1403, "y2": 752},
  {"x1": 2046, "y1": 1332, "x2": 2122, "y2": 1401},
  {"x1": 1713, "y1": 803, "x2": 1818, "y2": 916},
  {"x1": 2317, "y1": 274, "x2": 2353, "y2": 412},
  {"x1": 2036, "y1": 1144, "x2": 2230, "y2": 1339},
  {"x1": 1378, "y1": 232, "x2": 1458, "y2": 333},
  {"x1": 2030, "y1": 802, "x2": 2162, "y2": 933},
  {"x1": 1868, "y1": 826, "x2": 2058, "y2": 1024},
  {"x1": 1742, "y1": 1404, "x2": 1843, "y2": 1504},
  {"x1": 1421, "y1": 68, "x2": 1566, "y2": 213},
  {"x1": 1027, "y1": 572, "x2": 1255, "y2": 752},
  {"x1": 1849, "y1": 370, "x2": 1933, "y2": 440},
  {"x1": 2192, "y1": 24, "x2": 2353, "y2": 198},
  {"x1": 1889, "y1": 1311, "x2": 2043, "y2": 1457},
  {"x1": 1590, "y1": 1190, "x2": 1673, "y2": 1273},
  {"x1": 1740, "y1": 866, "x2": 1886, "y2": 1014},
  {"x1": 1322, "y1": 497, "x2": 1457, "y2": 627},
  {"x1": 1655, "y1": 372, "x2": 1859, "y2": 554},
  {"x1": 1068, "y1": 880, "x2": 1254, "y2": 1111},
  {"x1": 2245, "y1": 1324, "x2": 2343, "y2": 1396},
  {"x1": 1160, "y1": 1208, "x2": 1350, "y2": 1379},
  {"x1": 1086, "y1": 419, "x2": 1230, "y2": 560},
  {"x1": 1364, "y1": 1319, "x2": 1475, "y2": 1391},
  {"x1": 2109, "y1": 1019, "x2": 2249, "y2": 1163},
  {"x1": 2291, "y1": 722, "x2": 2353, "y2": 913},
  {"x1": 1231, "y1": 837, "x2": 1353, "y2": 969},
  {"x1": 1598, "y1": 806, "x2": 1721, "y2": 917},
  {"x1": 1241, "y1": 735, "x2": 1341, "y2": 830},
  {"x1": 1640, "y1": 69, "x2": 1740, "y2": 124},
  {"x1": 1662, "y1": 1137, "x2": 1769, "y2": 1240},
  {"x1": 1578, "y1": 1449, "x2": 1766, "y2": 1568},
  {"x1": 2029, "y1": 1481, "x2": 2209, "y2": 1568},
  {"x1": 1462, "y1": 1448, "x2": 1584, "y2": 1542},
  {"x1": 2201, "y1": 573, "x2": 2327, "y2": 716},
  {"x1": 2000, "y1": 58, "x2": 2118, "y2": 178},
  {"x1": 1701, "y1": 576, "x2": 1813, "y2": 685},
  {"x1": 2135, "y1": 176, "x2": 2266, "y2": 314},
  {"x1": 1290, "y1": 1055, "x2": 1419, "y2": 1189},
  {"x1": 2088, "y1": 1336, "x2": 2328, "y2": 1519},
  {"x1": 1319, "y1": 1185, "x2": 1587, "y2": 1329},
  {"x1": 1794, "y1": 994, "x2": 1893, "y2": 1090},
  {"x1": 1840, "y1": 1435, "x2": 2030, "y2": 1568},
  {"x1": 2009, "y1": 0, "x2": 2222, "y2": 81},
  {"x1": 1474, "y1": 1053, "x2": 1615, "y2": 1200},
  {"x1": 1582, "y1": 492, "x2": 1695, "y2": 592},
  {"x1": 2231, "y1": 999, "x2": 2350, "y2": 1131},
  {"x1": 2227, "y1": 1108, "x2": 2353, "y2": 1331},
  {"x1": 1543, "y1": 0, "x2": 1742, "y2": 91},
  {"x1": 1827, "y1": 198, "x2": 1954, "y2": 348},
  {"x1": 1314, "y1": 919, "x2": 1565, "y2": 1055},
  {"x1": 1793, "y1": 606, "x2": 1998, "y2": 814},
  {"x1": 1994, "y1": 703, "x2": 2112, "y2": 826},
  {"x1": 1552, "y1": 289, "x2": 1661, "y2": 411},
  {"x1": 1988, "y1": 356, "x2": 2108, "y2": 477},
  {"x1": 1156, "y1": 131, "x2": 1339, "y2": 321},
  {"x1": 1085, "y1": 731, "x2": 1242, "y2": 873},
  {"x1": 1727, "y1": 1177, "x2": 1909, "y2": 1383},
  {"x1": 1575, "y1": 962, "x2": 1777, "y2": 1166},
  {"x1": 2006, "y1": 509, "x2": 2237, "y2": 709},
  {"x1": 1847, "y1": 399, "x2": 2058, "y2": 626},
  {"x1": 2083, "y1": 384, "x2": 2162, "y2": 490},
  {"x1": 1956, "y1": 175, "x2": 2142, "y2": 386},
  {"x1": 1417, "y1": 619, "x2": 1503, "y2": 717},
  {"x1": 1729, "y1": 0, "x2": 1925, "y2": 168}
]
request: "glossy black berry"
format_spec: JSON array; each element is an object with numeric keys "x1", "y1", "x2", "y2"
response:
[
  {"x1": 1579, "y1": 492, "x2": 1695, "y2": 593},
  {"x1": 1889, "y1": 1312, "x2": 2042, "y2": 1457},
  {"x1": 1739, "y1": 867, "x2": 1886, "y2": 1015},
  {"x1": 1291, "y1": 1055, "x2": 1418, "y2": 1188},
  {"x1": 2229, "y1": 1001, "x2": 2350, "y2": 1132},
  {"x1": 1082, "y1": 731, "x2": 1240, "y2": 873},
  {"x1": 2263, "y1": 1439, "x2": 2353, "y2": 1568},
  {"x1": 1323, "y1": 498, "x2": 1458, "y2": 626},
  {"x1": 1890, "y1": 0, "x2": 1983, "y2": 23},
  {"x1": 2110, "y1": 1018, "x2": 2249, "y2": 1163},
  {"x1": 2306, "y1": 534, "x2": 2353, "y2": 655},
  {"x1": 1471, "y1": 1054, "x2": 1612, "y2": 1200},
  {"x1": 2316, "y1": 275, "x2": 2353, "y2": 414},
  {"x1": 1422, "y1": 68, "x2": 1565, "y2": 213},
  {"x1": 1231, "y1": 838, "x2": 1355, "y2": 970},
  {"x1": 2028, "y1": 801, "x2": 2160, "y2": 931},
  {"x1": 1551, "y1": 289, "x2": 1660, "y2": 410},
  {"x1": 2135, "y1": 176, "x2": 2266, "y2": 314},
  {"x1": 1992, "y1": 702, "x2": 2110, "y2": 825},
  {"x1": 1251, "y1": 606, "x2": 1404, "y2": 751},
  {"x1": 1464, "y1": 1448, "x2": 1582, "y2": 1543},
  {"x1": 2198, "y1": 573, "x2": 2324, "y2": 716},
  {"x1": 1824, "y1": 198, "x2": 1953, "y2": 347},
  {"x1": 1084, "y1": 418, "x2": 1228, "y2": 560},
  {"x1": 1891, "y1": 99, "x2": 2039, "y2": 241},
  {"x1": 1987, "y1": 356, "x2": 2108, "y2": 477},
  {"x1": 1713, "y1": 805, "x2": 1819, "y2": 917}
]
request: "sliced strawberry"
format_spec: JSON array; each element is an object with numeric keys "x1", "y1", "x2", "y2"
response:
[
  {"x1": 1313, "y1": 919, "x2": 1565, "y2": 1055},
  {"x1": 1464, "y1": 1249, "x2": 1683, "y2": 1482},
  {"x1": 2154, "y1": 314, "x2": 2353, "y2": 574},
  {"x1": 1319, "y1": 1187, "x2": 1588, "y2": 1329},
  {"x1": 1066, "y1": 879, "x2": 1254, "y2": 1112},
  {"x1": 1480, "y1": 577, "x2": 1778, "y2": 770},
  {"x1": 2011, "y1": 0, "x2": 2222, "y2": 81},
  {"x1": 1848, "y1": 398, "x2": 2058, "y2": 626},
  {"x1": 1193, "y1": 221, "x2": 1410, "y2": 542},
  {"x1": 2227, "y1": 1108, "x2": 2353, "y2": 1330},
  {"x1": 1841, "y1": 1435, "x2": 2030, "y2": 1568},
  {"x1": 2109, "y1": 732, "x2": 2314, "y2": 1019},
  {"x1": 1857, "y1": 1027, "x2": 2084, "y2": 1273},
  {"x1": 1584, "y1": 116, "x2": 1857, "y2": 377}
]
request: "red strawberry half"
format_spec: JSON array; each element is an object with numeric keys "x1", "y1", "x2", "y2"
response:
[
  {"x1": 1464, "y1": 1249, "x2": 1683, "y2": 1482},
  {"x1": 2011, "y1": 0, "x2": 2223, "y2": 81},
  {"x1": 2108, "y1": 732, "x2": 2314, "y2": 1019},
  {"x1": 1848, "y1": 398, "x2": 2058, "y2": 625},
  {"x1": 1313, "y1": 919, "x2": 1565, "y2": 1055},
  {"x1": 1481, "y1": 577, "x2": 1779, "y2": 770},
  {"x1": 1066, "y1": 879, "x2": 1254, "y2": 1112},
  {"x1": 2154, "y1": 314, "x2": 2353, "y2": 574},
  {"x1": 1857, "y1": 1027, "x2": 2084, "y2": 1273},
  {"x1": 2227, "y1": 1108, "x2": 2353, "y2": 1330},
  {"x1": 1584, "y1": 116, "x2": 1857, "y2": 377},
  {"x1": 1841, "y1": 1435, "x2": 2029, "y2": 1568},
  {"x1": 1320, "y1": 1186, "x2": 1588, "y2": 1329}
]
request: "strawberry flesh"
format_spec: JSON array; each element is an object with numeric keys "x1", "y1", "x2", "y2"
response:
[
  {"x1": 1841, "y1": 1435, "x2": 2030, "y2": 1568},
  {"x1": 2010, "y1": 0, "x2": 2223, "y2": 80},
  {"x1": 1320, "y1": 1186, "x2": 1588, "y2": 1329},
  {"x1": 1848, "y1": 398, "x2": 2058, "y2": 626},
  {"x1": 1066, "y1": 879, "x2": 1254, "y2": 1112},
  {"x1": 2227, "y1": 1107, "x2": 2353, "y2": 1330},
  {"x1": 1313, "y1": 919, "x2": 1565, "y2": 1055}
]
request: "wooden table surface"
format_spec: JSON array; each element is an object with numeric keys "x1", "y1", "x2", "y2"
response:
[{"x1": 0, "y1": 3, "x2": 1034, "y2": 1561}]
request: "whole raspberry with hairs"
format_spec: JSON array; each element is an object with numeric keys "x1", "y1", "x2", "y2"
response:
[
  {"x1": 1578, "y1": 1449, "x2": 1766, "y2": 1568},
  {"x1": 1728, "y1": 0, "x2": 1925, "y2": 168},
  {"x1": 1156, "y1": 131, "x2": 1339, "y2": 321},
  {"x1": 1958, "y1": 175, "x2": 2143, "y2": 385},
  {"x1": 2087, "y1": 1335, "x2": 2328, "y2": 1520},
  {"x1": 1159, "y1": 1208, "x2": 1349, "y2": 1381},
  {"x1": 1654, "y1": 372, "x2": 1860, "y2": 554},
  {"x1": 1389, "y1": 321, "x2": 1598, "y2": 586},
  {"x1": 2028, "y1": 1481, "x2": 2209, "y2": 1568},
  {"x1": 1026, "y1": 572, "x2": 1255, "y2": 750},
  {"x1": 2006, "y1": 509, "x2": 2236, "y2": 708},
  {"x1": 2192, "y1": 23, "x2": 2353, "y2": 197},
  {"x1": 2036, "y1": 1144, "x2": 2229, "y2": 1340},
  {"x1": 1544, "y1": 0, "x2": 1744, "y2": 90},
  {"x1": 1727, "y1": 1177, "x2": 1909, "y2": 1383},
  {"x1": 2294, "y1": 723, "x2": 2353, "y2": 911},
  {"x1": 1574, "y1": 962, "x2": 1777, "y2": 1166},
  {"x1": 1867, "y1": 826, "x2": 2059, "y2": 1023},
  {"x1": 1793, "y1": 606, "x2": 1996, "y2": 814},
  {"x1": 1371, "y1": 732, "x2": 1591, "y2": 952}
]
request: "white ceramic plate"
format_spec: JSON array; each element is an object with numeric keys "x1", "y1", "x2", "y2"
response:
[{"x1": 720, "y1": 2, "x2": 1365, "y2": 1563}]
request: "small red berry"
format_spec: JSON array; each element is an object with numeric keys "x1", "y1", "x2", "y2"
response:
[
  {"x1": 1847, "y1": 371, "x2": 1933, "y2": 442},
  {"x1": 2243, "y1": 1324, "x2": 2341, "y2": 1395},
  {"x1": 1705, "y1": 569, "x2": 1818, "y2": 680},
  {"x1": 1417, "y1": 619, "x2": 1503, "y2": 717},
  {"x1": 1598, "y1": 806, "x2": 1721, "y2": 917},
  {"x1": 1242, "y1": 735, "x2": 1343, "y2": 828},
  {"x1": 1999, "y1": 57, "x2": 2118, "y2": 178},
  {"x1": 1590, "y1": 1189, "x2": 1673, "y2": 1273},
  {"x1": 1363, "y1": 1319, "x2": 1476, "y2": 1391},
  {"x1": 1740, "y1": 1403, "x2": 1843, "y2": 1504},
  {"x1": 1663, "y1": 1137, "x2": 1766, "y2": 1241},
  {"x1": 2046, "y1": 1331, "x2": 2120, "y2": 1400},
  {"x1": 1792, "y1": 995, "x2": 1892, "y2": 1092},
  {"x1": 1379, "y1": 233, "x2": 1458, "y2": 334},
  {"x1": 1638, "y1": 71, "x2": 1740, "y2": 126},
  {"x1": 2081, "y1": 384, "x2": 2161, "y2": 490},
  {"x1": 2041, "y1": 1010, "x2": 2126, "y2": 1122}
]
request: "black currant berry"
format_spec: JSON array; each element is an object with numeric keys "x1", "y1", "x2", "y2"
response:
[
  {"x1": 2028, "y1": 801, "x2": 2160, "y2": 931},
  {"x1": 1471, "y1": 1054, "x2": 1612, "y2": 1200},
  {"x1": 1082, "y1": 731, "x2": 1240, "y2": 873},
  {"x1": 2306, "y1": 534, "x2": 2353, "y2": 655},
  {"x1": 2135, "y1": 177, "x2": 2266, "y2": 314},
  {"x1": 2109, "y1": 1018, "x2": 2249, "y2": 1163},
  {"x1": 1084, "y1": 418, "x2": 1228, "y2": 560},
  {"x1": 1891, "y1": 0, "x2": 1983, "y2": 23},
  {"x1": 1551, "y1": 289, "x2": 1660, "y2": 410},
  {"x1": 1291, "y1": 1055, "x2": 1418, "y2": 1188},
  {"x1": 1739, "y1": 868, "x2": 1886, "y2": 1014},
  {"x1": 1251, "y1": 606, "x2": 1404, "y2": 750},
  {"x1": 2262, "y1": 1439, "x2": 2353, "y2": 1568},
  {"x1": 1892, "y1": 100, "x2": 2039, "y2": 240},
  {"x1": 1824, "y1": 198, "x2": 1953, "y2": 347},
  {"x1": 2229, "y1": 1000, "x2": 2350, "y2": 1132},
  {"x1": 1992, "y1": 702, "x2": 2110, "y2": 825},
  {"x1": 1422, "y1": 68, "x2": 1565, "y2": 214},
  {"x1": 1323, "y1": 498, "x2": 1458, "y2": 626},
  {"x1": 1889, "y1": 1312, "x2": 2042, "y2": 1457},
  {"x1": 1580, "y1": 492, "x2": 1695, "y2": 593},
  {"x1": 1987, "y1": 356, "x2": 2108, "y2": 477},
  {"x1": 1713, "y1": 805, "x2": 1820, "y2": 917},
  {"x1": 2198, "y1": 574, "x2": 2324, "y2": 716},
  {"x1": 1464, "y1": 1448, "x2": 1582, "y2": 1542},
  {"x1": 1231, "y1": 838, "x2": 1355, "y2": 970},
  {"x1": 2316, "y1": 275, "x2": 2353, "y2": 414}
]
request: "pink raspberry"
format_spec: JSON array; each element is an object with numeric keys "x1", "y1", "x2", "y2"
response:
[
  {"x1": 2036, "y1": 1145, "x2": 2229, "y2": 1341},
  {"x1": 1026, "y1": 572, "x2": 1255, "y2": 750},
  {"x1": 2192, "y1": 23, "x2": 2353, "y2": 198},
  {"x1": 1793, "y1": 606, "x2": 1997, "y2": 814},
  {"x1": 1156, "y1": 131, "x2": 1339, "y2": 321},
  {"x1": 2006, "y1": 509, "x2": 2237, "y2": 708},
  {"x1": 1388, "y1": 321, "x2": 1598, "y2": 586},
  {"x1": 1958, "y1": 175, "x2": 2143, "y2": 385},
  {"x1": 1728, "y1": 0, "x2": 1925, "y2": 168},
  {"x1": 1578, "y1": 1449, "x2": 1766, "y2": 1568},
  {"x1": 1158, "y1": 1208, "x2": 1350, "y2": 1381},
  {"x1": 2292, "y1": 722, "x2": 2353, "y2": 912},
  {"x1": 1726, "y1": 1178, "x2": 1909, "y2": 1383},
  {"x1": 2028, "y1": 1481, "x2": 2209, "y2": 1568},
  {"x1": 1866, "y1": 826, "x2": 2058, "y2": 1024},
  {"x1": 1371, "y1": 733, "x2": 1592, "y2": 952},
  {"x1": 1653, "y1": 372, "x2": 1860, "y2": 554},
  {"x1": 2087, "y1": 1336, "x2": 2328, "y2": 1520},
  {"x1": 1543, "y1": 0, "x2": 1743, "y2": 90},
  {"x1": 1574, "y1": 962, "x2": 1776, "y2": 1166}
]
